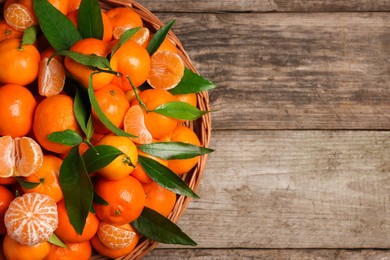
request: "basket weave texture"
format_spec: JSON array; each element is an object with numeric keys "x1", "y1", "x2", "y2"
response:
[{"x1": 92, "y1": 0, "x2": 211, "y2": 259}]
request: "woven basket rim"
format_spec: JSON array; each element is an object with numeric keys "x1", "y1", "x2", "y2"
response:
[{"x1": 92, "y1": 1, "x2": 212, "y2": 259}]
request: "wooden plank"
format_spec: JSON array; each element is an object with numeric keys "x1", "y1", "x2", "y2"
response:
[
  {"x1": 158, "y1": 130, "x2": 390, "y2": 248},
  {"x1": 152, "y1": 12, "x2": 390, "y2": 130},
  {"x1": 145, "y1": 249, "x2": 390, "y2": 259},
  {"x1": 134, "y1": 0, "x2": 390, "y2": 13}
]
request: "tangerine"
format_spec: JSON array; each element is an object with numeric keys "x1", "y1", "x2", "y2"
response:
[
  {"x1": 159, "y1": 125, "x2": 201, "y2": 175},
  {"x1": 0, "y1": 20, "x2": 23, "y2": 42},
  {"x1": 95, "y1": 135, "x2": 138, "y2": 180},
  {"x1": 45, "y1": 241, "x2": 92, "y2": 260},
  {"x1": 0, "y1": 185, "x2": 14, "y2": 234},
  {"x1": 54, "y1": 200, "x2": 99, "y2": 243},
  {"x1": 3, "y1": 234, "x2": 51, "y2": 260},
  {"x1": 21, "y1": 155, "x2": 63, "y2": 203},
  {"x1": 143, "y1": 181, "x2": 176, "y2": 217},
  {"x1": 93, "y1": 175, "x2": 145, "y2": 225},
  {"x1": 4, "y1": 192, "x2": 58, "y2": 246},
  {"x1": 92, "y1": 84, "x2": 130, "y2": 134},
  {"x1": 111, "y1": 39, "x2": 150, "y2": 90},
  {"x1": 64, "y1": 38, "x2": 118, "y2": 90},
  {"x1": 0, "y1": 38, "x2": 40, "y2": 85},
  {"x1": 33, "y1": 94, "x2": 82, "y2": 154},
  {"x1": 0, "y1": 84, "x2": 36, "y2": 137}
]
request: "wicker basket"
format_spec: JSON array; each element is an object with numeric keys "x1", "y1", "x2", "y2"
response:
[{"x1": 92, "y1": 0, "x2": 211, "y2": 259}]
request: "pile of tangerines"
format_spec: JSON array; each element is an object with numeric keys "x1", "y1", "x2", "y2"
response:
[{"x1": 0, "y1": 0, "x2": 213, "y2": 259}]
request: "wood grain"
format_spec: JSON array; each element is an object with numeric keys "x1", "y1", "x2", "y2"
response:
[
  {"x1": 145, "y1": 249, "x2": 390, "y2": 259},
  {"x1": 152, "y1": 12, "x2": 390, "y2": 130},
  {"x1": 157, "y1": 130, "x2": 390, "y2": 248},
  {"x1": 135, "y1": 0, "x2": 390, "y2": 13}
]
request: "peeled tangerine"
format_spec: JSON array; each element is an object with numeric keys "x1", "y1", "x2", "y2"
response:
[{"x1": 0, "y1": 136, "x2": 43, "y2": 178}]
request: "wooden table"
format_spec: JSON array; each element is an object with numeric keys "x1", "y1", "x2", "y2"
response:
[{"x1": 136, "y1": 1, "x2": 390, "y2": 259}]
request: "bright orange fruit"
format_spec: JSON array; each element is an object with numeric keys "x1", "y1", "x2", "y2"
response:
[
  {"x1": 91, "y1": 224, "x2": 140, "y2": 259},
  {"x1": 97, "y1": 222, "x2": 136, "y2": 249},
  {"x1": 3, "y1": 234, "x2": 51, "y2": 260},
  {"x1": 0, "y1": 84, "x2": 36, "y2": 137},
  {"x1": 0, "y1": 136, "x2": 43, "y2": 178},
  {"x1": 21, "y1": 155, "x2": 63, "y2": 203},
  {"x1": 0, "y1": 185, "x2": 14, "y2": 234},
  {"x1": 45, "y1": 241, "x2": 92, "y2": 260},
  {"x1": 93, "y1": 175, "x2": 145, "y2": 225},
  {"x1": 123, "y1": 104, "x2": 153, "y2": 144},
  {"x1": 38, "y1": 57, "x2": 66, "y2": 97},
  {"x1": 4, "y1": 192, "x2": 58, "y2": 246},
  {"x1": 147, "y1": 50, "x2": 184, "y2": 90},
  {"x1": 3, "y1": 1, "x2": 37, "y2": 31}
]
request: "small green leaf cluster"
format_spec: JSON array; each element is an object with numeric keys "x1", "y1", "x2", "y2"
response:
[{"x1": 30, "y1": 0, "x2": 215, "y2": 248}]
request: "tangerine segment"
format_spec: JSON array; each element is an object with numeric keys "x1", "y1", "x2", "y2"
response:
[
  {"x1": 0, "y1": 136, "x2": 43, "y2": 178},
  {"x1": 4, "y1": 3, "x2": 37, "y2": 31},
  {"x1": 123, "y1": 105, "x2": 153, "y2": 145},
  {"x1": 4, "y1": 192, "x2": 58, "y2": 246},
  {"x1": 0, "y1": 136, "x2": 14, "y2": 178},
  {"x1": 148, "y1": 50, "x2": 184, "y2": 90},
  {"x1": 97, "y1": 222, "x2": 136, "y2": 249},
  {"x1": 38, "y1": 58, "x2": 66, "y2": 97}
]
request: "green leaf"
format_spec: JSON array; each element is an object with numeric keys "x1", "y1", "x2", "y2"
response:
[
  {"x1": 86, "y1": 115, "x2": 94, "y2": 141},
  {"x1": 88, "y1": 79, "x2": 136, "y2": 138},
  {"x1": 169, "y1": 68, "x2": 216, "y2": 94},
  {"x1": 74, "y1": 87, "x2": 91, "y2": 136},
  {"x1": 77, "y1": 0, "x2": 103, "y2": 40},
  {"x1": 48, "y1": 233, "x2": 67, "y2": 248},
  {"x1": 47, "y1": 130, "x2": 83, "y2": 146},
  {"x1": 147, "y1": 20, "x2": 175, "y2": 55},
  {"x1": 111, "y1": 27, "x2": 141, "y2": 55},
  {"x1": 53, "y1": 50, "x2": 111, "y2": 70},
  {"x1": 33, "y1": 0, "x2": 82, "y2": 51},
  {"x1": 153, "y1": 101, "x2": 207, "y2": 120},
  {"x1": 16, "y1": 178, "x2": 40, "y2": 189},
  {"x1": 132, "y1": 207, "x2": 197, "y2": 246},
  {"x1": 21, "y1": 25, "x2": 38, "y2": 45},
  {"x1": 93, "y1": 191, "x2": 109, "y2": 205},
  {"x1": 138, "y1": 142, "x2": 214, "y2": 160},
  {"x1": 59, "y1": 145, "x2": 93, "y2": 235},
  {"x1": 82, "y1": 145, "x2": 123, "y2": 173},
  {"x1": 138, "y1": 156, "x2": 199, "y2": 198}
]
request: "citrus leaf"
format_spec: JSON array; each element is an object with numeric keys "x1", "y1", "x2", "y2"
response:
[
  {"x1": 138, "y1": 142, "x2": 214, "y2": 160},
  {"x1": 93, "y1": 191, "x2": 109, "y2": 205},
  {"x1": 86, "y1": 115, "x2": 94, "y2": 141},
  {"x1": 74, "y1": 87, "x2": 91, "y2": 136},
  {"x1": 47, "y1": 130, "x2": 83, "y2": 146},
  {"x1": 147, "y1": 20, "x2": 175, "y2": 55},
  {"x1": 33, "y1": 0, "x2": 82, "y2": 51},
  {"x1": 53, "y1": 50, "x2": 111, "y2": 69},
  {"x1": 138, "y1": 156, "x2": 199, "y2": 198},
  {"x1": 111, "y1": 27, "x2": 141, "y2": 55},
  {"x1": 21, "y1": 25, "x2": 38, "y2": 46},
  {"x1": 132, "y1": 207, "x2": 197, "y2": 246},
  {"x1": 82, "y1": 145, "x2": 123, "y2": 173},
  {"x1": 88, "y1": 79, "x2": 136, "y2": 138},
  {"x1": 169, "y1": 68, "x2": 216, "y2": 94},
  {"x1": 77, "y1": 0, "x2": 103, "y2": 40},
  {"x1": 48, "y1": 233, "x2": 67, "y2": 248},
  {"x1": 16, "y1": 178, "x2": 40, "y2": 189},
  {"x1": 59, "y1": 145, "x2": 93, "y2": 235},
  {"x1": 153, "y1": 101, "x2": 208, "y2": 120}
]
